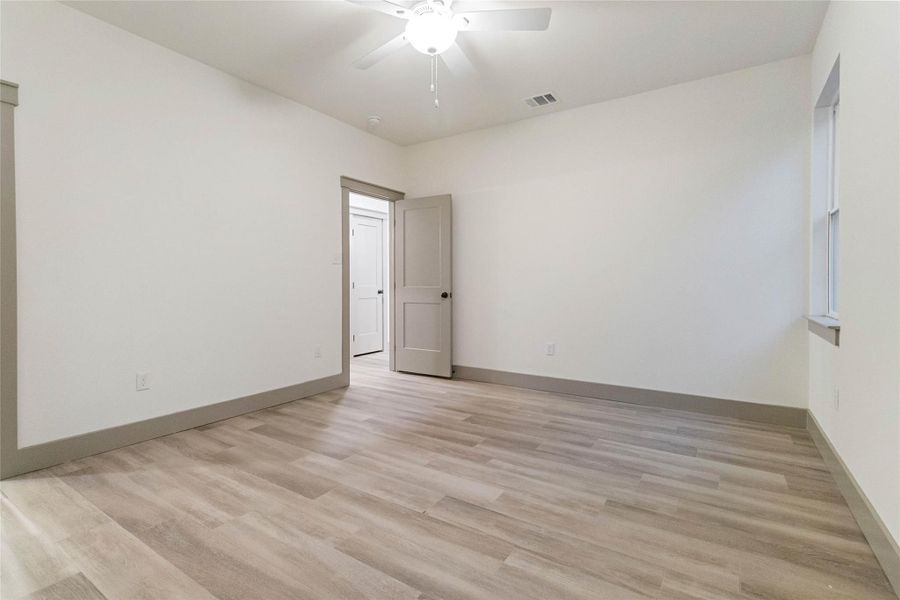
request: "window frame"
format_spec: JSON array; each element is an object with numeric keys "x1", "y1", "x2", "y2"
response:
[{"x1": 826, "y1": 95, "x2": 840, "y2": 318}]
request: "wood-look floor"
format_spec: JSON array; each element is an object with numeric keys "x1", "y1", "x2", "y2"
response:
[{"x1": 2, "y1": 352, "x2": 895, "y2": 600}]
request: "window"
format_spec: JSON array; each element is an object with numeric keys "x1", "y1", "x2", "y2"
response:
[
  {"x1": 826, "y1": 97, "x2": 840, "y2": 316},
  {"x1": 809, "y1": 58, "x2": 840, "y2": 344}
]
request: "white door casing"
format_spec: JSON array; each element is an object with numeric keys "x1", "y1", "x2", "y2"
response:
[
  {"x1": 351, "y1": 213, "x2": 384, "y2": 356},
  {"x1": 394, "y1": 195, "x2": 452, "y2": 377}
]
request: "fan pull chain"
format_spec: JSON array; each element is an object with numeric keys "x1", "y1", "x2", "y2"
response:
[{"x1": 431, "y1": 55, "x2": 439, "y2": 109}]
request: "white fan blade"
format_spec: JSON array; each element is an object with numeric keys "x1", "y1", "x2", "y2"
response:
[
  {"x1": 440, "y1": 42, "x2": 475, "y2": 78},
  {"x1": 346, "y1": 0, "x2": 413, "y2": 20},
  {"x1": 353, "y1": 33, "x2": 409, "y2": 69},
  {"x1": 455, "y1": 8, "x2": 552, "y2": 31}
]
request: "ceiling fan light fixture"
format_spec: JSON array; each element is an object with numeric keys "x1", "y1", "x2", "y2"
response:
[{"x1": 404, "y1": 12, "x2": 457, "y2": 55}]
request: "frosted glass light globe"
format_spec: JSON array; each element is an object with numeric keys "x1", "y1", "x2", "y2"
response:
[{"x1": 405, "y1": 12, "x2": 458, "y2": 55}]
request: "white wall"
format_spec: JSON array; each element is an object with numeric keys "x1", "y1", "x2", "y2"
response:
[
  {"x1": 404, "y1": 56, "x2": 811, "y2": 408},
  {"x1": 1, "y1": 1, "x2": 404, "y2": 446},
  {"x1": 807, "y1": 1, "x2": 900, "y2": 546}
]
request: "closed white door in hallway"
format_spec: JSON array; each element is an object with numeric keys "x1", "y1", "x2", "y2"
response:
[{"x1": 351, "y1": 213, "x2": 384, "y2": 356}]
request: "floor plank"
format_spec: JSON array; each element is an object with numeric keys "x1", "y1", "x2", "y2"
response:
[{"x1": 1, "y1": 351, "x2": 895, "y2": 600}]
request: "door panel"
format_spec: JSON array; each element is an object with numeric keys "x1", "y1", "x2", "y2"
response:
[
  {"x1": 402, "y1": 207, "x2": 442, "y2": 286},
  {"x1": 403, "y1": 303, "x2": 441, "y2": 351},
  {"x1": 351, "y1": 214, "x2": 384, "y2": 355},
  {"x1": 394, "y1": 195, "x2": 451, "y2": 377}
]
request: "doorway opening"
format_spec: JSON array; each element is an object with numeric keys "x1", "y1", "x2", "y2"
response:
[
  {"x1": 340, "y1": 177, "x2": 403, "y2": 381},
  {"x1": 350, "y1": 192, "x2": 390, "y2": 364},
  {"x1": 340, "y1": 177, "x2": 453, "y2": 382}
]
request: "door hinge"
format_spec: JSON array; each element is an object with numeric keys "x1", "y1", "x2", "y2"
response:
[
  {"x1": 352, "y1": 281, "x2": 355, "y2": 289},
  {"x1": 352, "y1": 334, "x2": 356, "y2": 341},
  {"x1": 351, "y1": 228, "x2": 355, "y2": 236}
]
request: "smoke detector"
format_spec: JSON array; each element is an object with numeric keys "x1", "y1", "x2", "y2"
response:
[{"x1": 367, "y1": 115, "x2": 382, "y2": 129}]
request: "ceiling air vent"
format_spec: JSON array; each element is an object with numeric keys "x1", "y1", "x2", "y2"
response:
[{"x1": 524, "y1": 93, "x2": 557, "y2": 108}]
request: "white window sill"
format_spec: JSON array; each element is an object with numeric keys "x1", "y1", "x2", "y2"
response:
[{"x1": 806, "y1": 314, "x2": 840, "y2": 346}]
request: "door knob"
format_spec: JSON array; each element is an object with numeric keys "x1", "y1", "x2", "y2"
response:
[
  {"x1": 441, "y1": 292, "x2": 449, "y2": 299},
  {"x1": 377, "y1": 290, "x2": 383, "y2": 294}
]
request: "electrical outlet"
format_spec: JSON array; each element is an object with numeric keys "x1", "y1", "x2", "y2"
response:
[
  {"x1": 314, "y1": 346, "x2": 321, "y2": 359},
  {"x1": 833, "y1": 387, "x2": 840, "y2": 410},
  {"x1": 136, "y1": 372, "x2": 151, "y2": 391},
  {"x1": 545, "y1": 343, "x2": 556, "y2": 356}
]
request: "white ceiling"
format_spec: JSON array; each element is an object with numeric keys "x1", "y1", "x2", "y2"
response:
[{"x1": 65, "y1": 1, "x2": 827, "y2": 145}]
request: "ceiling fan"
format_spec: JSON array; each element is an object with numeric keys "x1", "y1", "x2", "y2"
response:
[{"x1": 348, "y1": 0, "x2": 552, "y2": 107}]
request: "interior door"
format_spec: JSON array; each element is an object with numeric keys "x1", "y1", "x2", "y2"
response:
[
  {"x1": 351, "y1": 213, "x2": 384, "y2": 356},
  {"x1": 394, "y1": 195, "x2": 452, "y2": 377}
]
